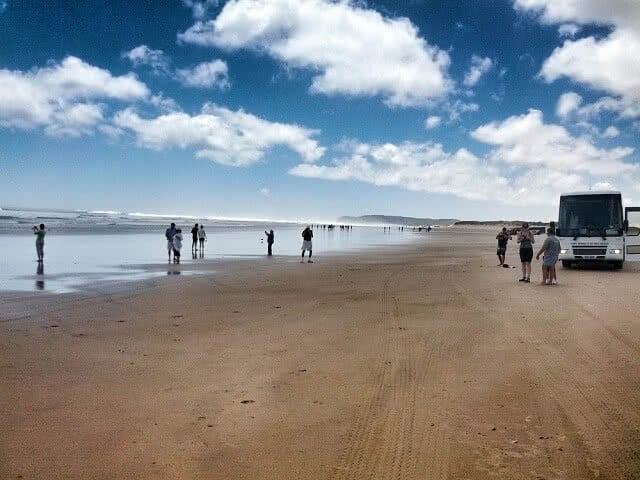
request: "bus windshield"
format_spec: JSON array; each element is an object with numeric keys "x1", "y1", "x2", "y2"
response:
[{"x1": 558, "y1": 194, "x2": 623, "y2": 237}]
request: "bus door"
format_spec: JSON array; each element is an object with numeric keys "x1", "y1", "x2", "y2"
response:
[{"x1": 625, "y1": 207, "x2": 640, "y2": 261}]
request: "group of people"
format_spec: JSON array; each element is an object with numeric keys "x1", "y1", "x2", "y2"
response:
[
  {"x1": 496, "y1": 222, "x2": 561, "y2": 285},
  {"x1": 163, "y1": 224, "x2": 314, "y2": 262},
  {"x1": 165, "y1": 223, "x2": 207, "y2": 263}
]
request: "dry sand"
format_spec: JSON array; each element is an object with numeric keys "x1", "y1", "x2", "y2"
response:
[{"x1": 2, "y1": 227, "x2": 640, "y2": 479}]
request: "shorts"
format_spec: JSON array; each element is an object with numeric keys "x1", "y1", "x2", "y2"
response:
[
  {"x1": 496, "y1": 247, "x2": 506, "y2": 256},
  {"x1": 167, "y1": 240, "x2": 174, "y2": 251},
  {"x1": 301, "y1": 240, "x2": 313, "y2": 251},
  {"x1": 519, "y1": 247, "x2": 533, "y2": 263},
  {"x1": 543, "y1": 256, "x2": 558, "y2": 267}
]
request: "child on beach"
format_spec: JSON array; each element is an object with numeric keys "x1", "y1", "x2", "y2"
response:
[
  {"x1": 172, "y1": 229, "x2": 183, "y2": 264},
  {"x1": 33, "y1": 224, "x2": 46, "y2": 262}
]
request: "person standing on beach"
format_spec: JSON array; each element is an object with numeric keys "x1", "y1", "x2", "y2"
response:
[
  {"x1": 301, "y1": 226, "x2": 313, "y2": 263},
  {"x1": 165, "y1": 223, "x2": 176, "y2": 262},
  {"x1": 264, "y1": 229, "x2": 275, "y2": 256},
  {"x1": 517, "y1": 223, "x2": 535, "y2": 283},
  {"x1": 191, "y1": 224, "x2": 199, "y2": 253},
  {"x1": 172, "y1": 229, "x2": 183, "y2": 264},
  {"x1": 536, "y1": 228, "x2": 561, "y2": 285},
  {"x1": 496, "y1": 227, "x2": 511, "y2": 266},
  {"x1": 33, "y1": 224, "x2": 46, "y2": 262},
  {"x1": 198, "y1": 225, "x2": 207, "y2": 254}
]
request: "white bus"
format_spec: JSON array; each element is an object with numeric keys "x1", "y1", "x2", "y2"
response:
[{"x1": 557, "y1": 191, "x2": 640, "y2": 269}]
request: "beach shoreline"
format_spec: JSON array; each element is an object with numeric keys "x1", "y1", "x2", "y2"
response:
[{"x1": 2, "y1": 228, "x2": 640, "y2": 479}]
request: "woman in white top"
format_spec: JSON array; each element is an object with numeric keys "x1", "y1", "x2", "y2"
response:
[
  {"x1": 172, "y1": 229, "x2": 183, "y2": 264},
  {"x1": 198, "y1": 226, "x2": 207, "y2": 253}
]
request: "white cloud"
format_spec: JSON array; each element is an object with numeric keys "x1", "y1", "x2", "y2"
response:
[
  {"x1": 0, "y1": 56, "x2": 149, "y2": 135},
  {"x1": 603, "y1": 126, "x2": 620, "y2": 138},
  {"x1": 182, "y1": 0, "x2": 219, "y2": 19},
  {"x1": 425, "y1": 116, "x2": 441, "y2": 129},
  {"x1": 289, "y1": 109, "x2": 639, "y2": 207},
  {"x1": 443, "y1": 99, "x2": 479, "y2": 121},
  {"x1": 290, "y1": 142, "x2": 509, "y2": 201},
  {"x1": 149, "y1": 93, "x2": 180, "y2": 112},
  {"x1": 113, "y1": 103, "x2": 325, "y2": 167},
  {"x1": 260, "y1": 187, "x2": 271, "y2": 197},
  {"x1": 176, "y1": 60, "x2": 230, "y2": 89},
  {"x1": 471, "y1": 109, "x2": 636, "y2": 176},
  {"x1": 178, "y1": 0, "x2": 452, "y2": 107},
  {"x1": 514, "y1": 0, "x2": 640, "y2": 29},
  {"x1": 463, "y1": 55, "x2": 493, "y2": 87},
  {"x1": 556, "y1": 91, "x2": 582, "y2": 118},
  {"x1": 515, "y1": 0, "x2": 640, "y2": 107},
  {"x1": 44, "y1": 103, "x2": 104, "y2": 137},
  {"x1": 558, "y1": 23, "x2": 580, "y2": 38},
  {"x1": 541, "y1": 29, "x2": 640, "y2": 101},
  {"x1": 122, "y1": 45, "x2": 170, "y2": 74}
]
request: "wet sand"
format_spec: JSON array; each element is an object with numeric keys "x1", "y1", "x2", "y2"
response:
[{"x1": 2, "y1": 227, "x2": 640, "y2": 479}]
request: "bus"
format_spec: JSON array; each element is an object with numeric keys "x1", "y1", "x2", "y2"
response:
[{"x1": 557, "y1": 191, "x2": 640, "y2": 269}]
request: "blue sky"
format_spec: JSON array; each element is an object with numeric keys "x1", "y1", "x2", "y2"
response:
[{"x1": 1, "y1": 0, "x2": 639, "y2": 221}]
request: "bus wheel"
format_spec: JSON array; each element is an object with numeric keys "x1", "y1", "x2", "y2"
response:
[
  {"x1": 612, "y1": 261, "x2": 623, "y2": 270},
  {"x1": 562, "y1": 260, "x2": 572, "y2": 269}
]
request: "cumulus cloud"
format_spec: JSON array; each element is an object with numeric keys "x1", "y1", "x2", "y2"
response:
[
  {"x1": 44, "y1": 103, "x2": 104, "y2": 138},
  {"x1": 175, "y1": 60, "x2": 230, "y2": 88},
  {"x1": 425, "y1": 116, "x2": 441, "y2": 129},
  {"x1": 603, "y1": 126, "x2": 620, "y2": 138},
  {"x1": 558, "y1": 23, "x2": 580, "y2": 38},
  {"x1": 463, "y1": 55, "x2": 493, "y2": 87},
  {"x1": 113, "y1": 103, "x2": 325, "y2": 166},
  {"x1": 443, "y1": 99, "x2": 479, "y2": 121},
  {"x1": 122, "y1": 45, "x2": 170, "y2": 73},
  {"x1": 471, "y1": 109, "x2": 635, "y2": 176},
  {"x1": 541, "y1": 29, "x2": 640, "y2": 101},
  {"x1": 0, "y1": 56, "x2": 149, "y2": 136},
  {"x1": 556, "y1": 91, "x2": 582, "y2": 118},
  {"x1": 290, "y1": 109, "x2": 638, "y2": 206},
  {"x1": 290, "y1": 141, "x2": 509, "y2": 201},
  {"x1": 182, "y1": 0, "x2": 219, "y2": 19},
  {"x1": 515, "y1": 0, "x2": 640, "y2": 105},
  {"x1": 178, "y1": 0, "x2": 452, "y2": 107}
]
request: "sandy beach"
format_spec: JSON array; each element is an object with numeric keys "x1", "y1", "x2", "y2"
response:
[{"x1": 1, "y1": 227, "x2": 640, "y2": 479}]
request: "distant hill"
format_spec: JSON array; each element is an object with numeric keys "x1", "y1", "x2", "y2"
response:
[
  {"x1": 338, "y1": 215, "x2": 458, "y2": 226},
  {"x1": 454, "y1": 220, "x2": 550, "y2": 226}
]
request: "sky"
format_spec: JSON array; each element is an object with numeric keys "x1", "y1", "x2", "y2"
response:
[{"x1": 1, "y1": 0, "x2": 639, "y2": 221}]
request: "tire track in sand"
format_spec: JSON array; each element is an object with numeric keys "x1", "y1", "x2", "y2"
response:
[{"x1": 330, "y1": 265, "x2": 453, "y2": 480}]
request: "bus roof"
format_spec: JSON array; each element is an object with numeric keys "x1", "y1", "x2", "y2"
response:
[{"x1": 560, "y1": 190, "x2": 621, "y2": 197}]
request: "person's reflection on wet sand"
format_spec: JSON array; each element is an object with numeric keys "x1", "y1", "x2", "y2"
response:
[
  {"x1": 35, "y1": 262, "x2": 45, "y2": 290},
  {"x1": 167, "y1": 270, "x2": 181, "y2": 276}
]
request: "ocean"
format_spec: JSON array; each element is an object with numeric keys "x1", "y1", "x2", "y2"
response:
[{"x1": 0, "y1": 207, "x2": 425, "y2": 293}]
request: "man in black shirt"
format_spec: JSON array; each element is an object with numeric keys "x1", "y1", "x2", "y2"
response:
[
  {"x1": 301, "y1": 226, "x2": 313, "y2": 263},
  {"x1": 264, "y1": 229, "x2": 275, "y2": 256},
  {"x1": 191, "y1": 224, "x2": 199, "y2": 253},
  {"x1": 496, "y1": 227, "x2": 511, "y2": 266}
]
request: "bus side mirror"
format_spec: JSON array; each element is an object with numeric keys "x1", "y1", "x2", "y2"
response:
[{"x1": 624, "y1": 219, "x2": 629, "y2": 232}]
